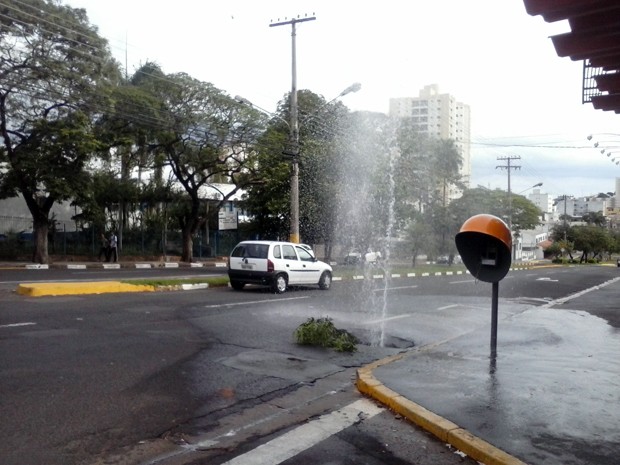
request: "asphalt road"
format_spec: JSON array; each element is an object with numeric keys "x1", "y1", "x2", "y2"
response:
[{"x1": 0, "y1": 264, "x2": 617, "y2": 465}]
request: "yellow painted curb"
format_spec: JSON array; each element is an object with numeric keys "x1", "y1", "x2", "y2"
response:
[
  {"x1": 356, "y1": 355, "x2": 528, "y2": 465},
  {"x1": 17, "y1": 281, "x2": 155, "y2": 297}
]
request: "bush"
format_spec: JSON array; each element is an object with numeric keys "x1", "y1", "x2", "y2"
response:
[{"x1": 294, "y1": 317, "x2": 358, "y2": 353}]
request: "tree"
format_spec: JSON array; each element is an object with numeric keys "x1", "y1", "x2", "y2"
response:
[
  {"x1": 394, "y1": 119, "x2": 464, "y2": 219},
  {"x1": 448, "y1": 188, "x2": 541, "y2": 234},
  {"x1": 400, "y1": 215, "x2": 435, "y2": 266},
  {"x1": 551, "y1": 223, "x2": 613, "y2": 262},
  {"x1": 571, "y1": 225, "x2": 610, "y2": 262},
  {"x1": 144, "y1": 72, "x2": 265, "y2": 262},
  {"x1": 242, "y1": 89, "x2": 354, "y2": 252},
  {"x1": 581, "y1": 211, "x2": 607, "y2": 227},
  {"x1": 0, "y1": 0, "x2": 120, "y2": 262}
]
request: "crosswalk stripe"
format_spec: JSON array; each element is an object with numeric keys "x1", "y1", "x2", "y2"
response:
[{"x1": 221, "y1": 399, "x2": 383, "y2": 465}]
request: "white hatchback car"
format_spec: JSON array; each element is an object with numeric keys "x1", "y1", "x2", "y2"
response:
[{"x1": 227, "y1": 240, "x2": 332, "y2": 293}]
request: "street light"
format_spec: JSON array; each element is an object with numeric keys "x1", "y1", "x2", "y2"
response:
[
  {"x1": 235, "y1": 83, "x2": 361, "y2": 243},
  {"x1": 516, "y1": 182, "x2": 543, "y2": 195}
]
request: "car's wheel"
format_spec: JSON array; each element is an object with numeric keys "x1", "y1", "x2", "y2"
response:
[
  {"x1": 272, "y1": 273, "x2": 288, "y2": 294},
  {"x1": 230, "y1": 280, "x2": 245, "y2": 291},
  {"x1": 318, "y1": 271, "x2": 332, "y2": 290}
]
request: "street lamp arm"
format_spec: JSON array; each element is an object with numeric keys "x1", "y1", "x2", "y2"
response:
[
  {"x1": 339, "y1": 82, "x2": 362, "y2": 98},
  {"x1": 516, "y1": 182, "x2": 543, "y2": 195},
  {"x1": 299, "y1": 83, "x2": 362, "y2": 126},
  {"x1": 235, "y1": 82, "x2": 362, "y2": 130}
]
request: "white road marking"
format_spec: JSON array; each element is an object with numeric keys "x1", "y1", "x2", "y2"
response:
[
  {"x1": 365, "y1": 314, "x2": 413, "y2": 324},
  {"x1": 542, "y1": 276, "x2": 620, "y2": 307},
  {"x1": 221, "y1": 399, "x2": 382, "y2": 465},
  {"x1": 0, "y1": 322, "x2": 36, "y2": 329},
  {"x1": 537, "y1": 277, "x2": 559, "y2": 282},
  {"x1": 204, "y1": 296, "x2": 309, "y2": 308},
  {"x1": 372, "y1": 285, "x2": 418, "y2": 293},
  {"x1": 436, "y1": 304, "x2": 458, "y2": 311},
  {"x1": 449, "y1": 279, "x2": 475, "y2": 284}
]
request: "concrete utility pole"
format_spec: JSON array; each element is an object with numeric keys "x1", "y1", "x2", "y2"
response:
[
  {"x1": 497, "y1": 155, "x2": 521, "y2": 259},
  {"x1": 496, "y1": 156, "x2": 521, "y2": 231},
  {"x1": 270, "y1": 14, "x2": 316, "y2": 244}
]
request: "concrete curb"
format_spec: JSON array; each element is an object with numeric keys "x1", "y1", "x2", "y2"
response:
[
  {"x1": 15, "y1": 281, "x2": 213, "y2": 297},
  {"x1": 356, "y1": 352, "x2": 529, "y2": 465},
  {"x1": 16, "y1": 281, "x2": 156, "y2": 297},
  {"x1": 0, "y1": 261, "x2": 228, "y2": 270}
]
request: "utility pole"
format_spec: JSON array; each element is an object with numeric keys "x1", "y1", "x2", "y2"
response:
[
  {"x1": 270, "y1": 14, "x2": 316, "y2": 244},
  {"x1": 496, "y1": 156, "x2": 521, "y2": 258},
  {"x1": 563, "y1": 194, "x2": 568, "y2": 241}
]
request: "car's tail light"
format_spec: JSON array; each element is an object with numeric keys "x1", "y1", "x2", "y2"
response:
[{"x1": 267, "y1": 259, "x2": 274, "y2": 272}]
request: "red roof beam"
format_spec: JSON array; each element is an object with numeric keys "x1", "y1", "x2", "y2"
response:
[
  {"x1": 594, "y1": 73, "x2": 620, "y2": 93},
  {"x1": 591, "y1": 93, "x2": 620, "y2": 111},
  {"x1": 524, "y1": 0, "x2": 619, "y2": 23},
  {"x1": 590, "y1": 53, "x2": 620, "y2": 71},
  {"x1": 551, "y1": 31, "x2": 620, "y2": 60},
  {"x1": 569, "y1": 9, "x2": 620, "y2": 32}
]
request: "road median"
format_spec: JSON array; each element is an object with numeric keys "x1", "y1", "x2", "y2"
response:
[{"x1": 17, "y1": 281, "x2": 155, "y2": 297}]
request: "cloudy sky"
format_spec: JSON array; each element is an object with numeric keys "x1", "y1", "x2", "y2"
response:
[{"x1": 65, "y1": 0, "x2": 620, "y2": 198}]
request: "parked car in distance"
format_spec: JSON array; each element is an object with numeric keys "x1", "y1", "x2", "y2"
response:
[
  {"x1": 227, "y1": 240, "x2": 332, "y2": 293},
  {"x1": 343, "y1": 250, "x2": 362, "y2": 265},
  {"x1": 364, "y1": 250, "x2": 382, "y2": 265},
  {"x1": 344, "y1": 249, "x2": 382, "y2": 265}
]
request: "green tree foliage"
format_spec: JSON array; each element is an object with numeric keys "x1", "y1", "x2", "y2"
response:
[
  {"x1": 572, "y1": 225, "x2": 610, "y2": 262},
  {"x1": 139, "y1": 70, "x2": 266, "y2": 261},
  {"x1": 0, "y1": 0, "x2": 120, "y2": 262},
  {"x1": 581, "y1": 211, "x2": 607, "y2": 227},
  {"x1": 394, "y1": 119, "x2": 464, "y2": 218},
  {"x1": 242, "y1": 89, "x2": 352, "y2": 253},
  {"x1": 399, "y1": 215, "x2": 436, "y2": 266},
  {"x1": 550, "y1": 220, "x2": 618, "y2": 262},
  {"x1": 390, "y1": 127, "x2": 464, "y2": 258},
  {"x1": 448, "y1": 187, "x2": 542, "y2": 234}
]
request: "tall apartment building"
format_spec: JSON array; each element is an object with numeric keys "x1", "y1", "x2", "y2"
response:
[
  {"x1": 528, "y1": 188, "x2": 553, "y2": 215},
  {"x1": 389, "y1": 84, "x2": 471, "y2": 200}
]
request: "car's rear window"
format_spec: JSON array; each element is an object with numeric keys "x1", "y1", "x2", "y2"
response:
[{"x1": 231, "y1": 244, "x2": 269, "y2": 259}]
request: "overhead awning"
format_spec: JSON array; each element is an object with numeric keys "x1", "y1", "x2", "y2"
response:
[{"x1": 523, "y1": 0, "x2": 620, "y2": 113}]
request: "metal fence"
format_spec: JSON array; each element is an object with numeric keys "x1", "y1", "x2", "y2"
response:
[{"x1": 0, "y1": 215, "x2": 241, "y2": 261}]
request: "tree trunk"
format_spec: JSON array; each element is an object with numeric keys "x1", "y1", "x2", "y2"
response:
[
  {"x1": 32, "y1": 216, "x2": 49, "y2": 264},
  {"x1": 181, "y1": 228, "x2": 193, "y2": 263}
]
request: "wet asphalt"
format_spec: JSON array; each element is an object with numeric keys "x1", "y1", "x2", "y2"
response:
[
  {"x1": 5, "y1": 261, "x2": 620, "y2": 464},
  {"x1": 369, "y1": 275, "x2": 620, "y2": 465}
]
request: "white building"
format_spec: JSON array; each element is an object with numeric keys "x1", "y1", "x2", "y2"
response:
[
  {"x1": 554, "y1": 194, "x2": 611, "y2": 218},
  {"x1": 0, "y1": 195, "x2": 79, "y2": 234},
  {"x1": 518, "y1": 229, "x2": 550, "y2": 261},
  {"x1": 527, "y1": 188, "x2": 553, "y2": 216},
  {"x1": 389, "y1": 84, "x2": 471, "y2": 200}
]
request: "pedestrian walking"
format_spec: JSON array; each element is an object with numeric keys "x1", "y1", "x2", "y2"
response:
[
  {"x1": 108, "y1": 231, "x2": 118, "y2": 263},
  {"x1": 98, "y1": 233, "x2": 109, "y2": 261}
]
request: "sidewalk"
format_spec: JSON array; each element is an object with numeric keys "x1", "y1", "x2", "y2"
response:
[{"x1": 357, "y1": 276, "x2": 620, "y2": 465}]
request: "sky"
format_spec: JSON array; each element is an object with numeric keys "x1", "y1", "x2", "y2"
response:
[{"x1": 65, "y1": 0, "x2": 620, "y2": 199}]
